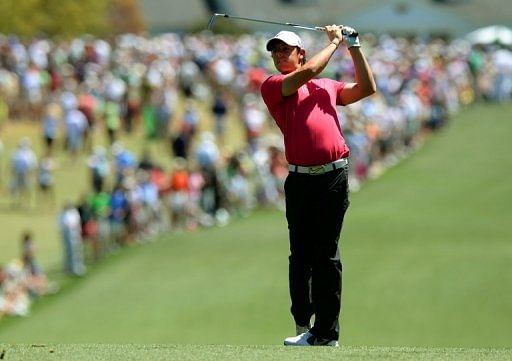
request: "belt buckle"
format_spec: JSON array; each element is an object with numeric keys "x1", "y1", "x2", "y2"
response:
[{"x1": 308, "y1": 165, "x2": 324, "y2": 174}]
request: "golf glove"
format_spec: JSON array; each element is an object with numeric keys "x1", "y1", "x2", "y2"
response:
[{"x1": 343, "y1": 26, "x2": 360, "y2": 48}]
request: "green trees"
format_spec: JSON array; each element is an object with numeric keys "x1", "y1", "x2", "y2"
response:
[{"x1": 0, "y1": 0, "x2": 145, "y2": 38}]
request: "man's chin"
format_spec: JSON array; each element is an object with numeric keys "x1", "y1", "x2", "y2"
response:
[{"x1": 277, "y1": 64, "x2": 293, "y2": 74}]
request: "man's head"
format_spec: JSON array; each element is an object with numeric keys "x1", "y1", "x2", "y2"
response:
[
  {"x1": 266, "y1": 31, "x2": 303, "y2": 51},
  {"x1": 266, "y1": 31, "x2": 306, "y2": 73}
]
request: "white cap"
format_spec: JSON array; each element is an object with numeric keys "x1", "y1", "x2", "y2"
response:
[{"x1": 266, "y1": 31, "x2": 303, "y2": 51}]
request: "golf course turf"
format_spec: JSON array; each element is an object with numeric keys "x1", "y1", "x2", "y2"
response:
[{"x1": 0, "y1": 103, "x2": 511, "y2": 359}]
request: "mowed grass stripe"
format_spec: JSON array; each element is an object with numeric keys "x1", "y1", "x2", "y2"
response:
[
  {"x1": 0, "y1": 103, "x2": 511, "y2": 348},
  {"x1": 0, "y1": 211, "x2": 293, "y2": 344},
  {"x1": 341, "y1": 103, "x2": 512, "y2": 347}
]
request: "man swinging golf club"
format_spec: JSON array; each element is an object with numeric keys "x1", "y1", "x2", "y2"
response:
[{"x1": 260, "y1": 25, "x2": 376, "y2": 346}]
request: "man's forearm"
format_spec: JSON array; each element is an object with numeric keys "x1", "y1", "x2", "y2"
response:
[
  {"x1": 349, "y1": 47, "x2": 377, "y2": 96},
  {"x1": 303, "y1": 42, "x2": 339, "y2": 75}
]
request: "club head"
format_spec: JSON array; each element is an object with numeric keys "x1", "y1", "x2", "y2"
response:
[
  {"x1": 207, "y1": 15, "x2": 217, "y2": 30},
  {"x1": 207, "y1": 13, "x2": 227, "y2": 31}
]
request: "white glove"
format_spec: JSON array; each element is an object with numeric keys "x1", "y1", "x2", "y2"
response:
[{"x1": 342, "y1": 26, "x2": 360, "y2": 48}]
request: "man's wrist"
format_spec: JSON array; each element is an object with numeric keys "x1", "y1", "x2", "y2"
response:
[
  {"x1": 342, "y1": 26, "x2": 360, "y2": 48},
  {"x1": 345, "y1": 35, "x2": 360, "y2": 48},
  {"x1": 330, "y1": 40, "x2": 340, "y2": 47}
]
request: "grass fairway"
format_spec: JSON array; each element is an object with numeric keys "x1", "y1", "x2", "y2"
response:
[
  {"x1": 0, "y1": 344, "x2": 510, "y2": 360},
  {"x1": 341, "y1": 102, "x2": 512, "y2": 348},
  {"x1": 0, "y1": 103, "x2": 511, "y2": 357}
]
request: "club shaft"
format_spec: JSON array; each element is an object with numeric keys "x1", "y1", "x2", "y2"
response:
[{"x1": 212, "y1": 13, "x2": 324, "y2": 32}]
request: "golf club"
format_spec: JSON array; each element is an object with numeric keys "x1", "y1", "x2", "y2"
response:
[{"x1": 207, "y1": 13, "x2": 356, "y2": 35}]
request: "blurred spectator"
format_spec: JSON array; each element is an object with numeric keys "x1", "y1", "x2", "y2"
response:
[
  {"x1": 171, "y1": 125, "x2": 192, "y2": 160},
  {"x1": 241, "y1": 94, "x2": 266, "y2": 151},
  {"x1": 104, "y1": 98, "x2": 121, "y2": 145},
  {"x1": 77, "y1": 193, "x2": 100, "y2": 261},
  {"x1": 111, "y1": 142, "x2": 137, "y2": 187},
  {"x1": 21, "y1": 62, "x2": 44, "y2": 119},
  {"x1": 36, "y1": 155, "x2": 57, "y2": 207},
  {"x1": 199, "y1": 166, "x2": 223, "y2": 220},
  {"x1": 132, "y1": 169, "x2": 161, "y2": 239},
  {"x1": 20, "y1": 231, "x2": 57, "y2": 297},
  {"x1": 268, "y1": 145, "x2": 287, "y2": 206},
  {"x1": 88, "y1": 190, "x2": 111, "y2": 255},
  {"x1": 186, "y1": 163, "x2": 205, "y2": 230},
  {"x1": 155, "y1": 85, "x2": 177, "y2": 140},
  {"x1": 138, "y1": 148, "x2": 155, "y2": 171},
  {"x1": 492, "y1": 48, "x2": 512, "y2": 102},
  {"x1": 211, "y1": 92, "x2": 228, "y2": 143},
  {"x1": 194, "y1": 132, "x2": 219, "y2": 171},
  {"x1": 110, "y1": 184, "x2": 130, "y2": 247},
  {"x1": 224, "y1": 152, "x2": 252, "y2": 216},
  {"x1": 41, "y1": 102, "x2": 60, "y2": 157},
  {"x1": 124, "y1": 86, "x2": 141, "y2": 134},
  {"x1": 0, "y1": 231, "x2": 59, "y2": 319},
  {"x1": 58, "y1": 201, "x2": 86, "y2": 276},
  {"x1": 10, "y1": 137, "x2": 37, "y2": 208},
  {"x1": 87, "y1": 146, "x2": 110, "y2": 193},
  {"x1": 182, "y1": 101, "x2": 200, "y2": 137},
  {"x1": 77, "y1": 88, "x2": 97, "y2": 153},
  {"x1": 166, "y1": 157, "x2": 190, "y2": 230},
  {"x1": 142, "y1": 97, "x2": 157, "y2": 140},
  {"x1": 0, "y1": 265, "x2": 7, "y2": 318},
  {"x1": 179, "y1": 56, "x2": 200, "y2": 98},
  {"x1": 64, "y1": 107, "x2": 88, "y2": 163},
  {"x1": 0, "y1": 261, "x2": 30, "y2": 317}
]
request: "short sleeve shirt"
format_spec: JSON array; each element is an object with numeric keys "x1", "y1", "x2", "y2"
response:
[{"x1": 261, "y1": 74, "x2": 349, "y2": 166}]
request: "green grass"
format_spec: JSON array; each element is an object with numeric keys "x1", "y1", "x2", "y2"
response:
[
  {"x1": 0, "y1": 103, "x2": 511, "y2": 356},
  {"x1": 0, "y1": 344, "x2": 510, "y2": 361},
  {"x1": 340, "y1": 103, "x2": 512, "y2": 347}
]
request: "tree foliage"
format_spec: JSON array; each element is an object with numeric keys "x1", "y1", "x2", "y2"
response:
[
  {"x1": 0, "y1": 0, "x2": 145, "y2": 38},
  {"x1": 108, "y1": 0, "x2": 145, "y2": 35},
  {"x1": 0, "y1": 0, "x2": 48, "y2": 37}
]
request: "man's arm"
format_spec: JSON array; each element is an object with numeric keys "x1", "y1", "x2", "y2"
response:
[
  {"x1": 338, "y1": 47, "x2": 376, "y2": 105},
  {"x1": 337, "y1": 28, "x2": 376, "y2": 105},
  {"x1": 282, "y1": 25, "x2": 343, "y2": 97}
]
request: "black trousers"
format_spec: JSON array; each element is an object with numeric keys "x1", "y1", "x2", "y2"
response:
[{"x1": 284, "y1": 166, "x2": 349, "y2": 341}]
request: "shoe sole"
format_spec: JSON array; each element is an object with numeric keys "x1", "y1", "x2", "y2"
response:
[{"x1": 283, "y1": 341, "x2": 339, "y2": 347}]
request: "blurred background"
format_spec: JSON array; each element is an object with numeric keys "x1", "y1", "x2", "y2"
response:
[{"x1": 0, "y1": 0, "x2": 511, "y2": 347}]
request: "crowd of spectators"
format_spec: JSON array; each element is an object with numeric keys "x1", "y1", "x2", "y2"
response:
[
  {"x1": 1, "y1": 30, "x2": 511, "y2": 317},
  {"x1": 0, "y1": 231, "x2": 58, "y2": 319}
]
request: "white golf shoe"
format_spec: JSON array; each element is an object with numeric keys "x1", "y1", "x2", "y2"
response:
[{"x1": 284, "y1": 331, "x2": 339, "y2": 347}]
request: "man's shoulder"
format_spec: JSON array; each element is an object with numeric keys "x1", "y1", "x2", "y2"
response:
[
  {"x1": 261, "y1": 74, "x2": 284, "y2": 101},
  {"x1": 262, "y1": 73, "x2": 283, "y2": 86}
]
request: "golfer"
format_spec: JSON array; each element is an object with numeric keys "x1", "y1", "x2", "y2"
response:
[{"x1": 260, "y1": 25, "x2": 376, "y2": 346}]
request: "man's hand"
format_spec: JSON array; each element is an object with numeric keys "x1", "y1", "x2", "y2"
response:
[
  {"x1": 342, "y1": 26, "x2": 360, "y2": 48},
  {"x1": 324, "y1": 25, "x2": 344, "y2": 47}
]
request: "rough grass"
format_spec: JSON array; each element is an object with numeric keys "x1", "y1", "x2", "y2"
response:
[{"x1": 0, "y1": 344, "x2": 510, "y2": 361}]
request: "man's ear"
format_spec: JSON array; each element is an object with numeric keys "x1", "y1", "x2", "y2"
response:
[{"x1": 299, "y1": 48, "x2": 306, "y2": 64}]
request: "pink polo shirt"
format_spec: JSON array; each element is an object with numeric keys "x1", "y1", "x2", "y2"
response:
[{"x1": 260, "y1": 74, "x2": 349, "y2": 166}]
